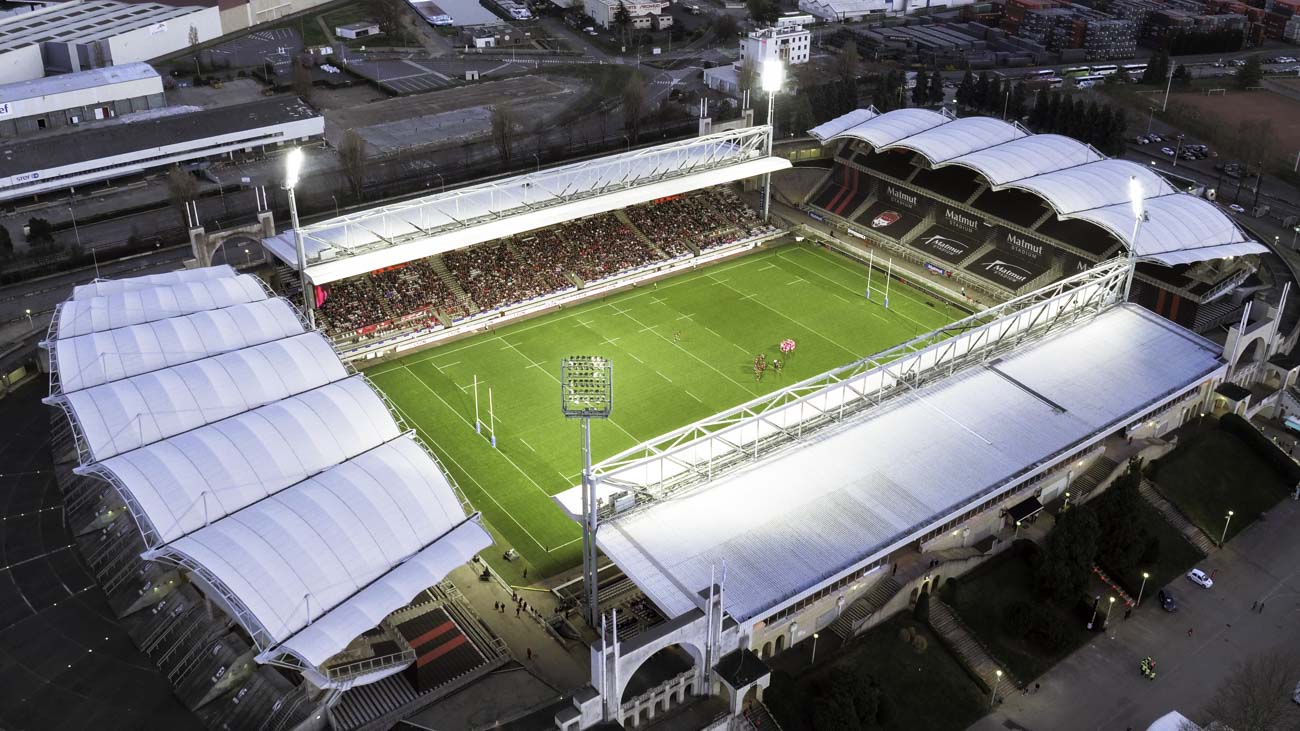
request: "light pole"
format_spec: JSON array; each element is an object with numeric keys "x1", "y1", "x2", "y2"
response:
[
  {"x1": 283, "y1": 148, "x2": 315, "y2": 329},
  {"x1": 1103, "y1": 596, "x2": 1116, "y2": 629},
  {"x1": 532, "y1": 152, "x2": 540, "y2": 174},
  {"x1": 761, "y1": 59, "x2": 784, "y2": 223},
  {"x1": 1146, "y1": 107, "x2": 1155, "y2": 135},
  {"x1": 1292, "y1": 226, "x2": 1299, "y2": 248},
  {"x1": 1062, "y1": 490, "x2": 1071, "y2": 510},
  {"x1": 1137, "y1": 571, "x2": 1150, "y2": 606},
  {"x1": 435, "y1": 171, "x2": 445, "y2": 193},
  {"x1": 561, "y1": 356, "x2": 614, "y2": 626},
  {"x1": 990, "y1": 669, "x2": 1002, "y2": 707},
  {"x1": 1088, "y1": 595, "x2": 1100, "y2": 630},
  {"x1": 243, "y1": 247, "x2": 252, "y2": 268},
  {"x1": 1162, "y1": 62, "x2": 1174, "y2": 112},
  {"x1": 1220, "y1": 509, "x2": 1234, "y2": 546},
  {"x1": 67, "y1": 205, "x2": 81, "y2": 252},
  {"x1": 1123, "y1": 175, "x2": 1145, "y2": 302},
  {"x1": 331, "y1": 194, "x2": 339, "y2": 218},
  {"x1": 811, "y1": 632, "x2": 820, "y2": 664},
  {"x1": 24, "y1": 308, "x2": 33, "y2": 331}
]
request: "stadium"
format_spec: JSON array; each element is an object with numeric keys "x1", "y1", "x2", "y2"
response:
[{"x1": 38, "y1": 107, "x2": 1297, "y2": 731}]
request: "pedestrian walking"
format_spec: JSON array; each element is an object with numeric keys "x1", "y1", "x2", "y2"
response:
[
  {"x1": 526, "y1": 648, "x2": 533, "y2": 660},
  {"x1": 1259, "y1": 602, "x2": 1265, "y2": 613},
  {"x1": 1034, "y1": 683, "x2": 1040, "y2": 694},
  {"x1": 1210, "y1": 569, "x2": 1217, "y2": 580},
  {"x1": 1187, "y1": 627, "x2": 1194, "y2": 637},
  {"x1": 523, "y1": 568, "x2": 528, "y2": 579},
  {"x1": 1252, "y1": 600, "x2": 1258, "y2": 611},
  {"x1": 516, "y1": 606, "x2": 521, "y2": 617},
  {"x1": 1124, "y1": 608, "x2": 1132, "y2": 620}
]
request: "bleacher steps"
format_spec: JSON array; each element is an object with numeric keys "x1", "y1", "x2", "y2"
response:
[
  {"x1": 1068, "y1": 456, "x2": 1119, "y2": 500},
  {"x1": 743, "y1": 700, "x2": 785, "y2": 731},
  {"x1": 966, "y1": 182, "x2": 989, "y2": 206},
  {"x1": 615, "y1": 210, "x2": 669, "y2": 259},
  {"x1": 428, "y1": 254, "x2": 479, "y2": 315},
  {"x1": 1030, "y1": 209, "x2": 1056, "y2": 230}
]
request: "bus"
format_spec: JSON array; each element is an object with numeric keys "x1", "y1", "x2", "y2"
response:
[
  {"x1": 1024, "y1": 76, "x2": 1066, "y2": 89},
  {"x1": 1123, "y1": 63, "x2": 1147, "y2": 76},
  {"x1": 1026, "y1": 69, "x2": 1056, "y2": 79},
  {"x1": 1090, "y1": 64, "x2": 1118, "y2": 76},
  {"x1": 1074, "y1": 74, "x2": 1107, "y2": 87},
  {"x1": 1063, "y1": 66, "x2": 1091, "y2": 78}
]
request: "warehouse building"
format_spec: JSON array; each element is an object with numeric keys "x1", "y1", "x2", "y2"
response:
[
  {"x1": 0, "y1": 97, "x2": 323, "y2": 201},
  {"x1": 740, "y1": 14, "x2": 814, "y2": 67},
  {"x1": 0, "y1": 0, "x2": 221, "y2": 84},
  {"x1": 0, "y1": 63, "x2": 164, "y2": 139},
  {"x1": 584, "y1": 0, "x2": 670, "y2": 29}
]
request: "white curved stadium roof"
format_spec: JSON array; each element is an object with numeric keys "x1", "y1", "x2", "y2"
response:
[
  {"x1": 54, "y1": 274, "x2": 269, "y2": 339},
  {"x1": 72, "y1": 265, "x2": 238, "y2": 301},
  {"x1": 43, "y1": 267, "x2": 489, "y2": 682},
  {"x1": 810, "y1": 108, "x2": 1267, "y2": 266},
  {"x1": 51, "y1": 298, "x2": 305, "y2": 394},
  {"x1": 157, "y1": 435, "x2": 486, "y2": 666},
  {"x1": 947, "y1": 134, "x2": 1103, "y2": 185},
  {"x1": 883, "y1": 115, "x2": 1027, "y2": 163},
  {"x1": 57, "y1": 332, "x2": 346, "y2": 462},
  {"x1": 1007, "y1": 159, "x2": 1175, "y2": 215},
  {"x1": 92, "y1": 376, "x2": 403, "y2": 545}
]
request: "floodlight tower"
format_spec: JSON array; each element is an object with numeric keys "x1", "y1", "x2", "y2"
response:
[
  {"x1": 561, "y1": 355, "x2": 614, "y2": 626},
  {"x1": 1124, "y1": 175, "x2": 1146, "y2": 303},
  {"x1": 761, "y1": 59, "x2": 784, "y2": 223},
  {"x1": 284, "y1": 148, "x2": 315, "y2": 328}
]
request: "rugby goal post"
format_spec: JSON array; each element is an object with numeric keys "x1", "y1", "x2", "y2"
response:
[{"x1": 1205, "y1": 88, "x2": 1227, "y2": 96}]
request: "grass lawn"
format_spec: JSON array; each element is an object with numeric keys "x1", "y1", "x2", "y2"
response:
[
  {"x1": 366, "y1": 244, "x2": 964, "y2": 579},
  {"x1": 942, "y1": 550, "x2": 1092, "y2": 682},
  {"x1": 1152, "y1": 427, "x2": 1291, "y2": 544},
  {"x1": 1110, "y1": 502, "x2": 1205, "y2": 603},
  {"x1": 767, "y1": 614, "x2": 987, "y2": 731}
]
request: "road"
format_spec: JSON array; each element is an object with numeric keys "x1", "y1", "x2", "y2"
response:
[{"x1": 968, "y1": 489, "x2": 1300, "y2": 731}]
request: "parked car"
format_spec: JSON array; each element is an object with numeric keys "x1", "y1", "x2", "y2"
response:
[
  {"x1": 1228, "y1": 204, "x2": 1246, "y2": 213},
  {"x1": 1162, "y1": 147, "x2": 1176, "y2": 156},
  {"x1": 1134, "y1": 136, "x2": 1148, "y2": 144},
  {"x1": 1148, "y1": 134, "x2": 1163, "y2": 142},
  {"x1": 1158, "y1": 588, "x2": 1178, "y2": 612},
  {"x1": 1187, "y1": 568, "x2": 1214, "y2": 588}
]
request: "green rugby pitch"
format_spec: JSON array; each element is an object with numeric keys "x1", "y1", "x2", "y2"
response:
[{"x1": 366, "y1": 243, "x2": 965, "y2": 578}]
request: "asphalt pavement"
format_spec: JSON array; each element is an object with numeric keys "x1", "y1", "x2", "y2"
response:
[{"x1": 969, "y1": 489, "x2": 1300, "y2": 731}]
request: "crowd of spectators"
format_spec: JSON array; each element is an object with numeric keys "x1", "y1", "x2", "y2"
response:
[
  {"x1": 317, "y1": 187, "x2": 773, "y2": 339},
  {"x1": 443, "y1": 240, "x2": 571, "y2": 312},
  {"x1": 316, "y1": 260, "x2": 456, "y2": 336}
]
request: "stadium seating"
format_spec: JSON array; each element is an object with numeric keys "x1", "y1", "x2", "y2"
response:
[
  {"x1": 316, "y1": 187, "x2": 772, "y2": 340},
  {"x1": 397, "y1": 607, "x2": 485, "y2": 691},
  {"x1": 808, "y1": 165, "x2": 871, "y2": 218}
]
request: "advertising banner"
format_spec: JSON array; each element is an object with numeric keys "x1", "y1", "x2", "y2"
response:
[
  {"x1": 911, "y1": 225, "x2": 977, "y2": 265},
  {"x1": 970, "y1": 250, "x2": 1048, "y2": 290}
]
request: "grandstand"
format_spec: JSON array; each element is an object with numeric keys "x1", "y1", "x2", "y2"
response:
[
  {"x1": 801, "y1": 108, "x2": 1265, "y2": 332},
  {"x1": 39, "y1": 266, "x2": 505, "y2": 728},
  {"x1": 260, "y1": 126, "x2": 790, "y2": 361}
]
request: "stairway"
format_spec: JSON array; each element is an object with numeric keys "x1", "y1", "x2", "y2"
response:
[
  {"x1": 742, "y1": 700, "x2": 784, "y2": 731},
  {"x1": 1030, "y1": 208, "x2": 1056, "y2": 230},
  {"x1": 1137, "y1": 479, "x2": 1217, "y2": 555},
  {"x1": 928, "y1": 598, "x2": 1019, "y2": 692},
  {"x1": 614, "y1": 210, "x2": 669, "y2": 259},
  {"x1": 827, "y1": 576, "x2": 902, "y2": 640},
  {"x1": 1068, "y1": 456, "x2": 1119, "y2": 501},
  {"x1": 429, "y1": 254, "x2": 479, "y2": 315}
]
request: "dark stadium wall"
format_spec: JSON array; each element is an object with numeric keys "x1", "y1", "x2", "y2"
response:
[{"x1": 1133, "y1": 280, "x2": 1199, "y2": 329}]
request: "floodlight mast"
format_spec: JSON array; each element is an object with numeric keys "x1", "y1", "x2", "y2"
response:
[
  {"x1": 561, "y1": 356, "x2": 614, "y2": 626},
  {"x1": 1124, "y1": 175, "x2": 1145, "y2": 303},
  {"x1": 284, "y1": 148, "x2": 315, "y2": 328},
  {"x1": 761, "y1": 59, "x2": 784, "y2": 223}
]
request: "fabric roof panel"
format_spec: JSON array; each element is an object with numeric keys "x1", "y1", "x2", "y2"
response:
[
  {"x1": 1007, "y1": 159, "x2": 1175, "y2": 215},
  {"x1": 946, "y1": 134, "x2": 1102, "y2": 185},
  {"x1": 808, "y1": 108, "x2": 879, "y2": 142},
  {"x1": 55, "y1": 275, "x2": 269, "y2": 339},
  {"x1": 62, "y1": 332, "x2": 346, "y2": 462},
  {"x1": 820, "y1": 108, "x2": 950, "y2": 149},
  {"x1": 72, "y1": 265, "x2": 238, "y2": 301},
  {"x1": 884, "y1": 116, "x2": 1027, "y2": 163}
]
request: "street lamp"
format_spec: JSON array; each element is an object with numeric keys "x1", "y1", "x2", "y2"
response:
[
  {"x1": 990, "y1": 669, "x2": 1003, "y2": 707},
  {"x1": 1220, "y1": 509, "x2": 1234, "y2": 546},
  {"x1": 283, "y1": 148, "x2": 315, "y2": 328},
  {"x1": 561, "y1": 355, "x2": 614, "y2": 626},
  {"x1": 24, "y1": 308, "x2": 33, "y2": 331},
  {"x1": 1292, "y1": 226, "x2": 1299, "y2": 248},
  {"x1": 811, "y1": 632, "x2": 820, "y2": 664},
  {"x1": 1123, "y1": 175, "x2": 1146, "y2": 302},
  {"x1": 1137, "y1": 571, "x2": 1150, "y2": 606},
  {"x1": 1103, "y1": 595, "x2": 1116, "y2": 629},
  {"x1": 67, "y1": 205, "x2": 81, "y2": 253},
  {"x1": 760, "y1": 58, "x2": 784, "y2": 223}
]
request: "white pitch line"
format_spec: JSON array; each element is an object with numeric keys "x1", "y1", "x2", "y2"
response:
[
  {"x1": 685, "y1": 390, "x2": 703, "y2": 402},
  {"x1": 656, "y1": 370, "x2": 673, "y2": 383},
  {"x1": 520, "y1": 438, "x2": 537, "y2": 453},
  {"x1": 433, "y1": 360, "x2": 460, "y2": 373},
  {"x1": 627, "y1": 352, "x2": 645, "y2": 363}
]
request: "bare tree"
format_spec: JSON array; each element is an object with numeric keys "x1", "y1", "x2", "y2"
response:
[
  {"x1": 1202, "y1": 650, "x2": 1300, "y2": 731},
  {"x1": 339, "y1": 130, "x2": 368, "y2": 200},
  {"x1": 836, "y1": 41, "x2": 860, "y2": 85},
  {"x1": 622, "y1": 73, "x2": 646, "y2": 143},
  {"x1": 490, "y1": 105, "x2": 515, "y2": 166},
  {"x1": 167, "y1": 165, "x2": 198, "y2": 228}
]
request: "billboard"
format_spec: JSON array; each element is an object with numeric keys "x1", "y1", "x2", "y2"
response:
[
  {"x1": 855, "y1": 202, "x2": 924, "y2": 241},
  {"x1": 883, "y1": 184, "x2": 922, "y2": 211},
  {"x1": 935, "y1": 204, "x2": 985, "y2": 236},
  {"x1": 969, "y1": 250, "x2": 1047, "y2": 290},
  {"x1": 994, "y1": 228, "x2": 1051, "y2": 264},
  {"x1": 911, "y1": 226, "x2": 977, "y2": 264}
]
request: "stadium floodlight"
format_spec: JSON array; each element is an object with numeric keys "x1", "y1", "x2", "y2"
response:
[
  {"x1": 1128, "y1": 175, "x2": 1144, "y2": 219},
  {"x1": 761, "y1": 58, "x2": 785, "y2": 93},
  {"x1": 1123, "y1": 175, "x2": 1145, "y2": 303},
  {"x1": 561, "y1": 356, "x2": 613, "y2": 626},
  {"x1": 283, "y1": 148, "x2": 314, "y2": 328},
  {"x1": 761, "y1": 59, "x2": 784, "y2": 223}
]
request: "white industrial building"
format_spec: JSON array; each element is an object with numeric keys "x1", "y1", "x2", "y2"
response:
[
  {"x1": 0, "y1": 63, "x2": 164, "y2": 138},
  {"x1": 0, "y1": 0, "x2": 220, "y2": 84},
  {"x1": 584, "y1": 0, "x2": 671, "y2": 30},
  {"x1": 0, "y1": 97, "x2": 323, "y2": 201},
  {"x1": 798, "y1": 0, "x2": 978, "y2": 21},
  {"x1": 739, "y1": 14, "x2": 813, "y2": 67}
]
